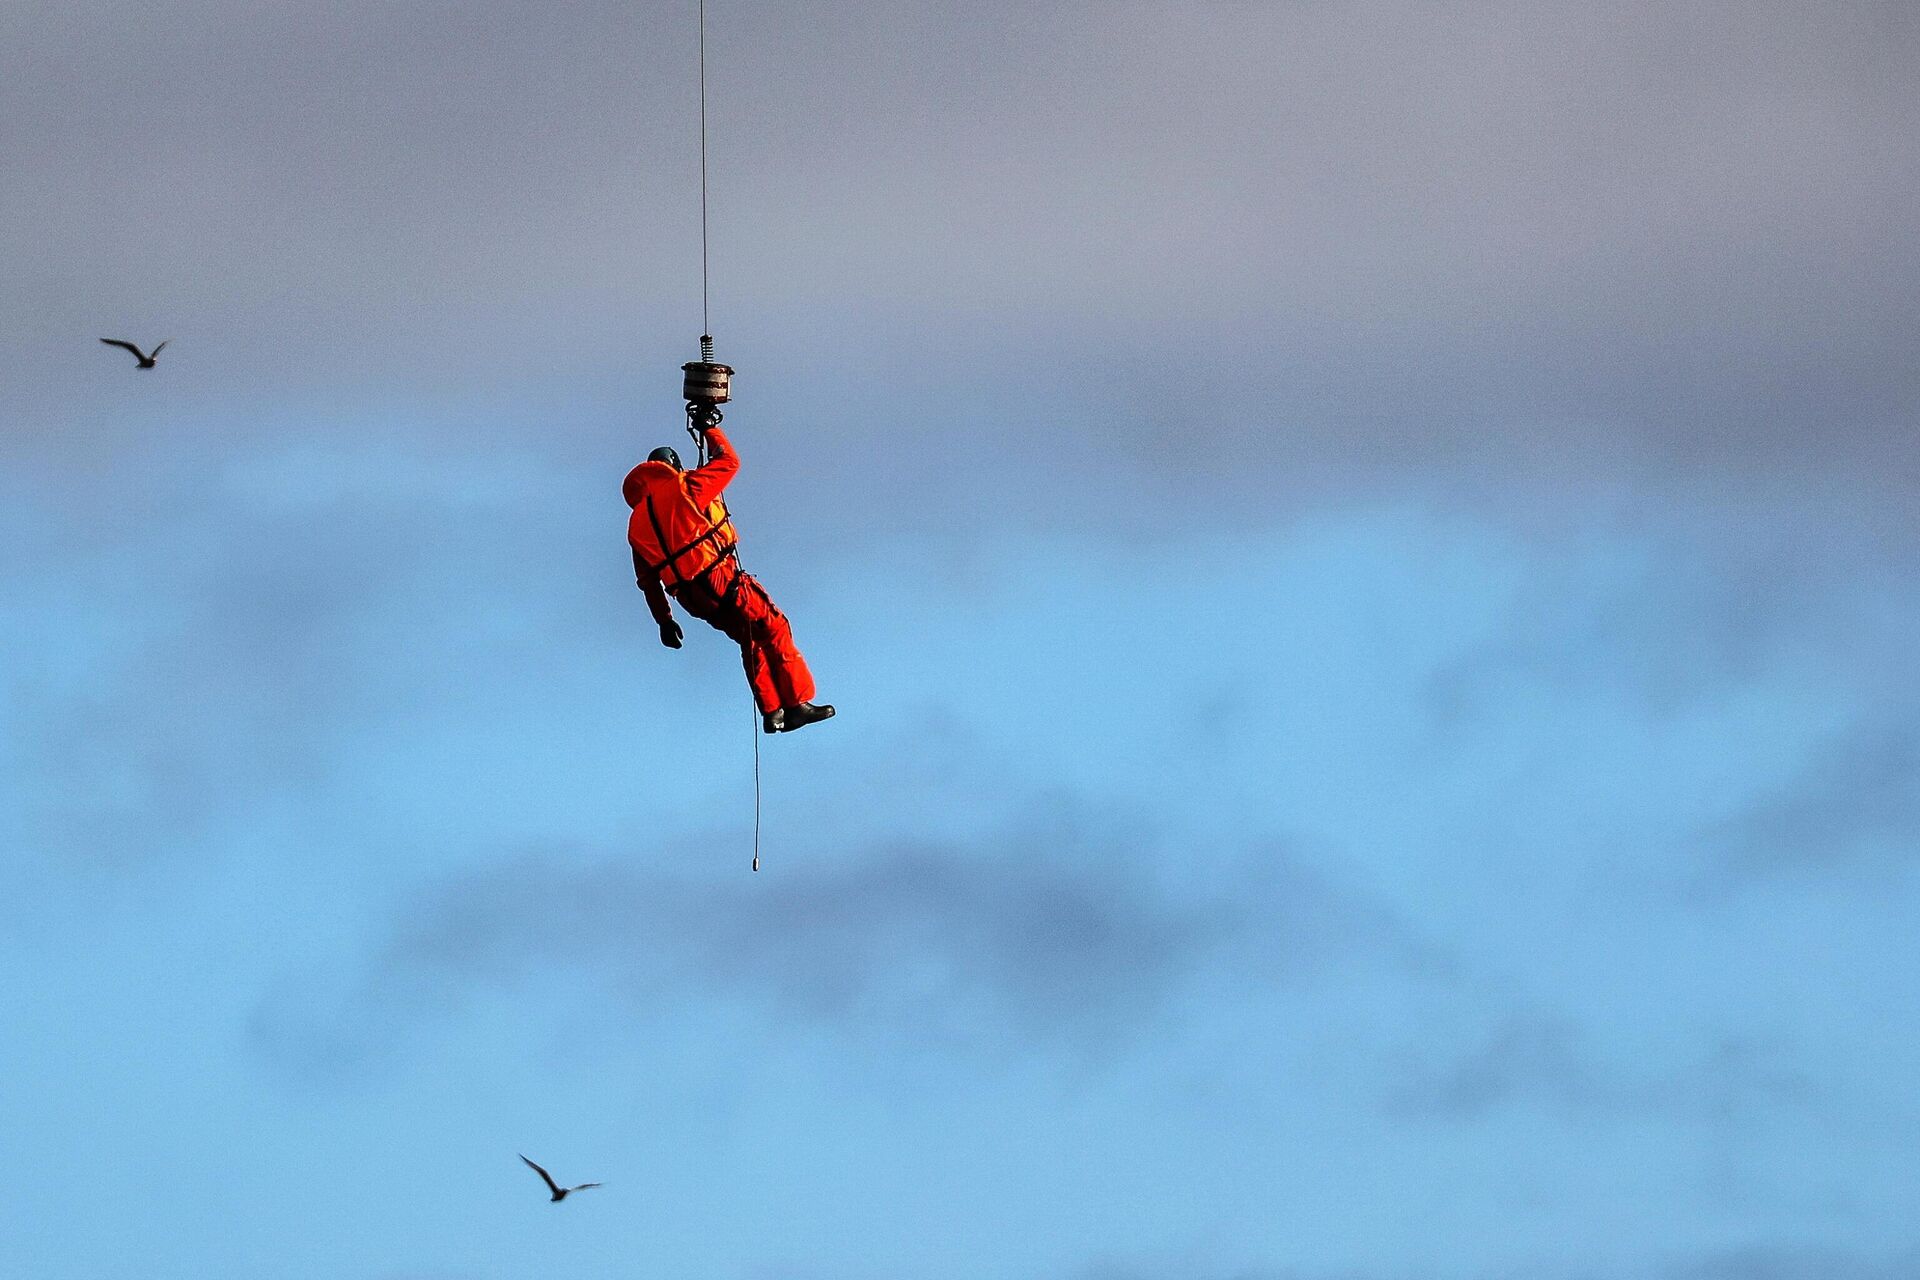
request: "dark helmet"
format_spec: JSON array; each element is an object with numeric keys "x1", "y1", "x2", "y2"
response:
[{"x1": 647, "y1": 446, "x2": 683, "y2": 470}]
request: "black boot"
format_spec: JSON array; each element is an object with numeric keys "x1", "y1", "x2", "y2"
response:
[
  {"x1": 762, "y1": 709, "x2": 784, "y2": 734},
  {"x1": 777, "y1": 701, "x2": 836, "y2": 732}
]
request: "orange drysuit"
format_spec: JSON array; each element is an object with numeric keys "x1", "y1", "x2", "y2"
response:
[{"x1": 624, "y1": 427, "x2": 816, "y2": 715}]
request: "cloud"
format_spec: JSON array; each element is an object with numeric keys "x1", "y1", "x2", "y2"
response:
[
  {"x1": 1710, "y1": 719, "x2": 1920, "y2": 879},
  {"x1": 252, "y1": 811, "x2": 1426, "y2": 1073},
  {"x1": 1071, "y1": 1242, "x2": 1920, "y2": 1280},
  {"x1": 1386, "y1": 1013, "x2": 1818, "y2": 1121},
  {"x1": 1671, "y1": 1245, "x2": 1920, "y2": 1280},
  {"x1": 0, "y1": 435, "x2": 646, "y2": 872},
  {"x1": 1422, "y1": 505, "x2": 1920, "y2": 724},
  {"x1": 1386, "y1": 1013, "x2": 1609, "y2": 1117},
  {"x1": 4, "y1": 0, "x2": 1915, "y2": 519},
  {"x1": 1, "y1": 464, "x2": 450, "y2": 866},
  {"x1": 1402, "y1": 513, "x2": 1920, "y2": 898}
]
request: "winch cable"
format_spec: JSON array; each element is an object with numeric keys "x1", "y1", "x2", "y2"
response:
[
  {"x1": 697, "y1": 0, "x2": 711, "y2": 340},
  {"x1": 691, "y1": 0, "x2": 762, "y2": 873}
]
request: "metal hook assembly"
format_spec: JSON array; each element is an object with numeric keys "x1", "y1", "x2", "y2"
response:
[
  {"x1": 682, "y1": 334, "x2": 732, "y2": 462},
  {"x1": 682, "y1": 334, "x2": 732, "y2": 405}
]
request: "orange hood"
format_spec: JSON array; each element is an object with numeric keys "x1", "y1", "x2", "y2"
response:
[{"x1": 622, "y1": 460, "x2": 678, "y2": 510}]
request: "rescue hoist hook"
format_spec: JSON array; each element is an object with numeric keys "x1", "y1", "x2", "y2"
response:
[{"x1": 682, "y1": 332, "x2": 732, "y2": 465}]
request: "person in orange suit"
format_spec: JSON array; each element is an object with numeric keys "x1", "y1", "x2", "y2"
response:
[{"x1": 624, "y1": 422, "x2": 834, "y2": 734}]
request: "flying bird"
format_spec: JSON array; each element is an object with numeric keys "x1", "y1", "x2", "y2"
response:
[
  {"x1": 519, "y1": 1154, "x2": 602, "y2": 1203},
  {"x1": 99, "y1": 338, "x2": 168, "y2": 368}
]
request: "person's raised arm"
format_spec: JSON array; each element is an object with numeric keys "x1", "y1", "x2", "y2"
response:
[{"x1": 684, "y1": 425, "x2": 741, "y2": 507}]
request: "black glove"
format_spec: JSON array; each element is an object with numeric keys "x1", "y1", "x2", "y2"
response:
[{"x1": 659, "y1": 620, "x2": 684, "y2": 649}]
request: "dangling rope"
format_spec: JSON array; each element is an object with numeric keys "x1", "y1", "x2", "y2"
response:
[{"x1": 751, "y1": 709, "x2": 762, "y2": 872}]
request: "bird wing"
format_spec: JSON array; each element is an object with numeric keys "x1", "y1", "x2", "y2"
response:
[
  {"x1": 520, "y1": 1154, "x2": 562, "y2": 1195},
  {"x1": 99, "y1": 339, "x2": 145, "y2": 360},
  {"x1": 149, "y1": 340, "x2": 168, "y2": 358},
  {"x1": 569, "y1": 1183, "x2": 603, "y2": 1192}
]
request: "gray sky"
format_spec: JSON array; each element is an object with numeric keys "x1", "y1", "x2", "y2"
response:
[{"x1": 6, "y1": 1, "x2": 1915, "y2": 482}]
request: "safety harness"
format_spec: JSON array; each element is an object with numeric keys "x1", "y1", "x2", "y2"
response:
[{"x1": 638, "y1": 488, "x2": 741, "y2": 607}]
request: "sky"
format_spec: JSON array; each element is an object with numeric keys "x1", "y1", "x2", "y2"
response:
[{"x1": 2, "y1": 1, "x2": 1917, "y2": 1276}]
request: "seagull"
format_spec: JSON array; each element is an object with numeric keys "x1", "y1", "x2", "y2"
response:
[
  {"x1": 99, "y1": 338, "x2": 169, "y2": 368},
  {"x1": 519, "y1": 1154, "x2": 602, "y2": 1203}
]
